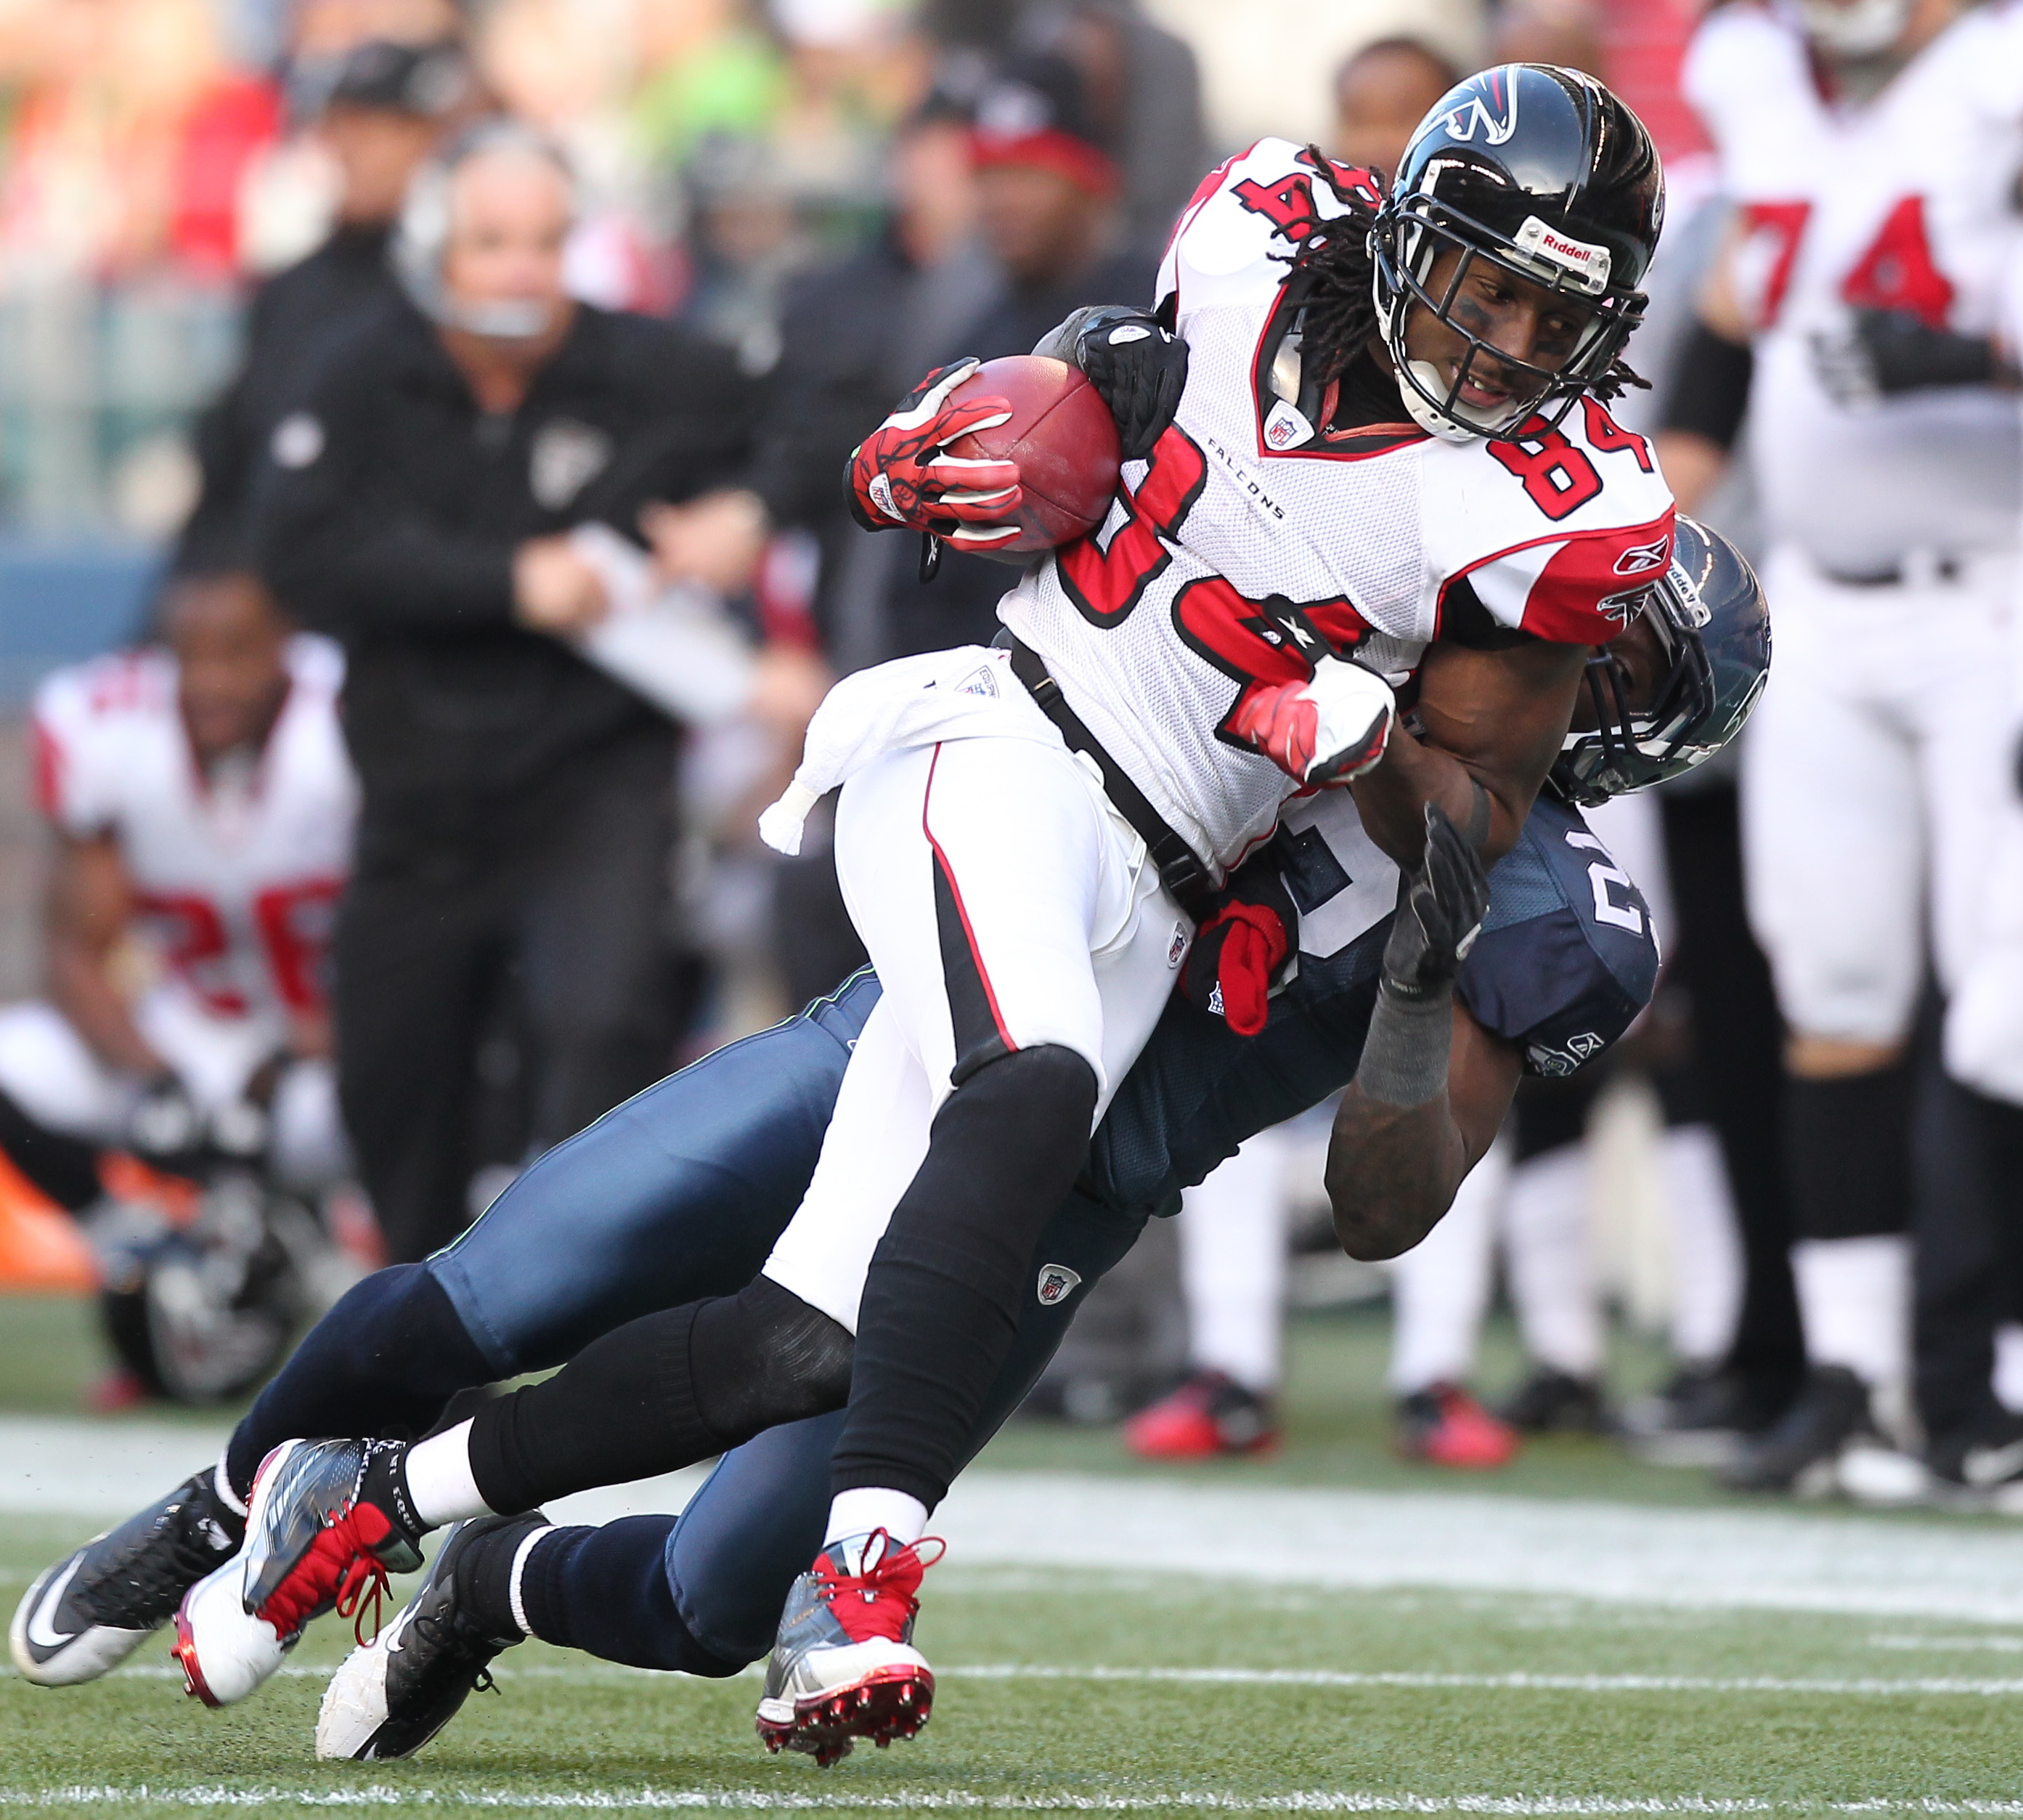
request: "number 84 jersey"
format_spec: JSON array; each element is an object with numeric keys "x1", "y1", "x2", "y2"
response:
[{"x1": 998, "y1": 138, "x2": 1677, "y2": 879}]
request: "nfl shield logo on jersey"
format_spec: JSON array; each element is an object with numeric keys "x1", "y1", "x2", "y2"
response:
[{"x1": 1036, "y1": 1263, "x2": 1082, "y2": 1307}]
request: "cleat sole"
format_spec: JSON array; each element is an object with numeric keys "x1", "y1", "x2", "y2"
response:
[
  {"x1": 754, "y1": 1664, "x2": 935, "y2": 1766},
  {"x1": 171, "y1": 1604, "x2": 219, "y2": 1709}
]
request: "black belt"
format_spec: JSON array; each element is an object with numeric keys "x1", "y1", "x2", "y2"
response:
[
  {"x1": 1823, "y1": 556, "x2": 1963, "y2": 588},
  {"x1": 1004, "y1": 637, "x2": 1217, "y2": 918}
]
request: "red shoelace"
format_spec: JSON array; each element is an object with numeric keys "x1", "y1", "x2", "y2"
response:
[
  {"x1": 812, "y1": 1531, "x2": 947, "y2": 1644},
  {"x1": 256, "y1": 1501, "x2": 396, "y2": 1646}
]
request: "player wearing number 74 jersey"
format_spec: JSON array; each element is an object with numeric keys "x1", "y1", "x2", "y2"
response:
[{"x1": 1668, "y1": 0, "x2": 2023, "y2": 1495}]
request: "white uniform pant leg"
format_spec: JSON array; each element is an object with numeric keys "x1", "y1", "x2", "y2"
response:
[
  {"x1": 268, "y1": 1060, "x2": 352, "y2": 1193},
  {"x1": 1386, "y1": 1134, "x2": 1509, "y2": 1394},
  {"x1": 1502, "y1": 1142, "x2": 1603, "y2": 1381},
  {"x1": 1945, "y1": 558, "x2": 2023, "y2": 1099},
  {"x1": 0, "y1": 1002, "x2": 134, "y2": 1142},
  {"x1": 1660, "y1": 1122, "x2": 1744, "y2": 1368},
  {"x1": 762, "y1": 735, "x2": 1187, "y2": 1335},
  {"x1": 762, "y1": 998, "x2": 934, "y2": 1333},
  {"x1": 1178, "y1": 1127, "x2": 1290, "y2": 1394},
  {"x1": 1741, "y1": 549, "x2": 1929, "y2": 1048}
]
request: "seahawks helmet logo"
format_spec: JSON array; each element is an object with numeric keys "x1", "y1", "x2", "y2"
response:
[{"x1": 1440, "y1": 73, "x2": 1520, "y2": 147}]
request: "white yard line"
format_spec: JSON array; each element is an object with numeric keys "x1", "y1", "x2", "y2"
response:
[
  {"x1": 98, "y1": 1662, "x2": 2023, "y2": 1697},
  {"x1": 12, "y1": 1418, "x2": 2023, "y2": 1620},
  {"x1": 9, "y1": 1789, "x2": 2023, "y2": 1813}
]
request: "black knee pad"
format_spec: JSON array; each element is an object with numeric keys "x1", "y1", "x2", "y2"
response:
[
  {"x1": 468, "y1": 1280, "x2": 852, "y2": 1515},
  {"x1": 1787, "y1": 1065, "x2": 1911, "y2": 1240},
  {"x1": 691, "y1": 1275, "x2": 854, "y2": 1439}
]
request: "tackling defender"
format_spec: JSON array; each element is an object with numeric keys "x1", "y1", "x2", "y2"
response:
[{"x1": 11, "y1": 521, "x2": 1767, "y2": 1760}]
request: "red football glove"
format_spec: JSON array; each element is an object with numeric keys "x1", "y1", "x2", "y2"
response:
[
  {"x1": 1229, "y1": 656, "x2": 1396, "y2": 786},
  {"x1": 1179, "y1": 858, "x2": 1298, "y2": 1037},
  {"x1": 846, "y1": 359, "x2": 1024, "y2": 548}
]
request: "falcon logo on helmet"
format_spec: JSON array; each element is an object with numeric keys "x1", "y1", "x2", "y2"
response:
[{"x1": 1441, "y1": 70, "x2": 1521, "y2": 146}]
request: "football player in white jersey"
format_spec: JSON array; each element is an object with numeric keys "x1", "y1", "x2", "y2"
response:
[
  {"x1": 168, "y1": 68, "x2": 1683, "y2": 1754},
  {"x1": 1666, "y1": 0, "x2": 2023, "y2": 1495},
  {"x1": 0, "y1": 572, "x2": 357, "y2": 1210}
]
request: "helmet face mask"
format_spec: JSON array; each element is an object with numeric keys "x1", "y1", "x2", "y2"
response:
[
  {"x1": 1372, "y1": 64, "x2": 1664, "y2": 444},
  {"x1": 1550, "y1": 518, "x2": 1772, "y2": 807},
  {"x1": 1377, "y1": 192, "x2": 1645, "y2": 440}
]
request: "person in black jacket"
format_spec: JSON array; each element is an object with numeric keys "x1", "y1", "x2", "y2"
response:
[
  {"x1": 175, "y1": 38, "x2": 476, "y2": 574},
  {"x1": 255, "y1": 120, "x2": 766, "y2": 1263}
]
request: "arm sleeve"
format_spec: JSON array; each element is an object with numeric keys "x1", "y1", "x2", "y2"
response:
[
  {"x1": 1662, "y1": 320, "x2": 1754, "y2": 450},
  {"x1": 253, "y1": 359, "x2": 518, "y2": 637}
]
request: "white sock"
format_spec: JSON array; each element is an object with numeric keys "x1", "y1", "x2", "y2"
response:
[
  {"x1": 507, "y1": 1524, "x2": 555, "y2": 1638},
  {"x1": 1387, "y1": 1134, "x2": 1507, "y2": 1393},
  {"x1": 1504, "y1": 1143, "x2": 1604, "y2": 1379},
  {"x1": 1179, "y1": 1132, "x2": 1289, "y2": 1393},
  {"x1": 825, "y1": 1487, "x2": 928, "y2": 1549},
  {"x1": 213, "y1": 1452, "x2": 248, "y2": 1519},
  {"x1": 1661, "y1": 1123, "x2": 1744, "y2": 1366},
  {"x1": 1792, "y1": 1234, "x2": 1910, "y2": 1389},
  {"x1": 1996, "y1": 1325, "x2": 2023, "y2": 1414},
  {"x1": 403, "y1": 1421, "x2": 494, "y2": 1528}
]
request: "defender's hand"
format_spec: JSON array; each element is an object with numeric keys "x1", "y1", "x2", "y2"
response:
[
  {"x1": 1380, "y1": 803, "x2": 1489, "y2": 1002},
  {"x1": 1229, "y1": 657, "x2": 1394, "y2": 786},
  {"x1": 847, "y1": 359, "x2": 1022, "y2": 545},
  {"x1": 1179, "y1": 856, "x2": 1298, "y2": 1037},
  {"x1": 1073, "y1": 308, "x2": 1189, "y2": 462}
]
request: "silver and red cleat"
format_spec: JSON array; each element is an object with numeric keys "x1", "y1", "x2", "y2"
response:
[
  {"x1": 755, "y1": 1529, "x2": 945, "y2": 1768},
  {"x1": 172, "y1": 1437, "x2": 423, "y2": 1707}
]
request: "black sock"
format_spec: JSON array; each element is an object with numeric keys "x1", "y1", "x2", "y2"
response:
[
  {"x1": 451, "y1": 1517, "x2": 543, "y2": 1643},
  {"x1": 511, "y1": 1517, "x2": 744, "y2": 1674},
  {"x1": 1786, "y1": 1065, "x2": 1912, "y2": 1240},
  {"x1": 465, "y1": 1279, "x2": 852, "y2": 1516},
  {"x1": 830, "y1": 1043, "x2": 1097, "y2": 1509}
]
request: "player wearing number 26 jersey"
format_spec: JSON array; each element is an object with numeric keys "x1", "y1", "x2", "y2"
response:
[
  {"x1": 0, "y1": 625, "x2": 356, "y2": 1187},
  {"x1": 999, "y1": 135, "x2": 1680, "y2": 874}
]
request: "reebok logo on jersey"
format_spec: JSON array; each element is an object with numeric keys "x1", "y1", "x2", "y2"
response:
[
  {"x1": 1512, "y1": 215, "x2": 1611, "y2": 296},
  {"x1": 1036, "y1": 1264, "x2": 1082, "y2": 1307},
  {"x1": 1613, "y1": 535, "x2": 1672, "y2": 578}
]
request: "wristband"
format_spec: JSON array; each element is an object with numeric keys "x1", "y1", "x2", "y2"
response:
[{"x1": 1355, "y1": 982, "x2": 1452, "y2": 1107}]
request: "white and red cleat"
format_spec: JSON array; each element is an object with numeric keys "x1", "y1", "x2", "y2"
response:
[
  {"x1": 1124, "y1": 1370, "x2": 1280, "y2": 1459},
  {"x1": 172, "y1": 1437, "x2": 421, "y2": 1707},
  {"x1": 755, "y1": 1530, "x2": 945, "y2": 1768}
]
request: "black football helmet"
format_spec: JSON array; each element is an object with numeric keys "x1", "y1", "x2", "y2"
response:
[
  {"x1": 1372, "y1": 64, "x2": 1664, "y2": 441},
  {"x1": 1550, "y1": 516, "x2": 1771, "y2": 808}
]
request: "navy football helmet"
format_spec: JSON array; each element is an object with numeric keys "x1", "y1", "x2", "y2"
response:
[
  {"x1": 1372, "y1": 63, "x2": 1664, "y2": 441},
  {"x1": 1550, "y1": 516, "x2": 1771, "y2": 808}
]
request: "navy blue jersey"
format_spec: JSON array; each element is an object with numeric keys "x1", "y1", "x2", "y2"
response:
[{"x1": 1086, "y1": 792, "x2": 1658, "y2": 1216}]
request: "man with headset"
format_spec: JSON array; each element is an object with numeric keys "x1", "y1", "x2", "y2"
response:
[{"x1": 253, "y1": 121, "x2": 769, "y2": 1262}]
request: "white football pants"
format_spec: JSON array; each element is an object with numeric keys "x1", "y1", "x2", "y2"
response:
[
  {"x1": 763, "y1": 734, "x2": 1190, "y2": 1333},
  {"x1": 1744, "y1": 545, "x2": 2014, "y2": 1047},
  {"x1": 1177, "y1": 1129, "x2": 1291, "y2": 1394},
  {"x1": 0, "y1": 991, "x2": 349, "y2": 1193}
]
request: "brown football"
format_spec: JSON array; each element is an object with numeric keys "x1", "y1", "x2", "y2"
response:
[{"x1": 942, "y1": 354, "x2": 1123, "y2": 554}]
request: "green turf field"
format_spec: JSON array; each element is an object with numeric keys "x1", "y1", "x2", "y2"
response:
[{"x1": 7, "y1": 1293, "x2": 2023, "y2": 1816}]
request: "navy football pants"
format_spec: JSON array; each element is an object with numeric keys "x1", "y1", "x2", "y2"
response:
[{"x1": 232, "y1": 970, "x2": 1148, "y2": 1670}]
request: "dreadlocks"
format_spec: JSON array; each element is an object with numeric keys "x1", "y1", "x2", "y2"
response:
[{"x1": 1288, "y1": 147, "x2": 1647, "y2": 405}]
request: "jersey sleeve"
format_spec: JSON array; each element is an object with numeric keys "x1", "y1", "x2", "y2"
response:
[
  {"x1": 1157, "y1": 139, "x2": 1378, "y2": 321},
  {"x1": 30, "y1": 662, "x2": 128, "y2": 838},
  {"x1": 1434, "y1": 400, "x2": 1679, "y2": 645},
  {"x1": 1455, "y1": 799, "x2": 1660, "y2": 1076}
]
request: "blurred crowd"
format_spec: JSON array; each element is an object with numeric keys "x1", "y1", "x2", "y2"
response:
[{"x1": 8, "y1": 0, "x2": 2023, "y2": 1522}]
